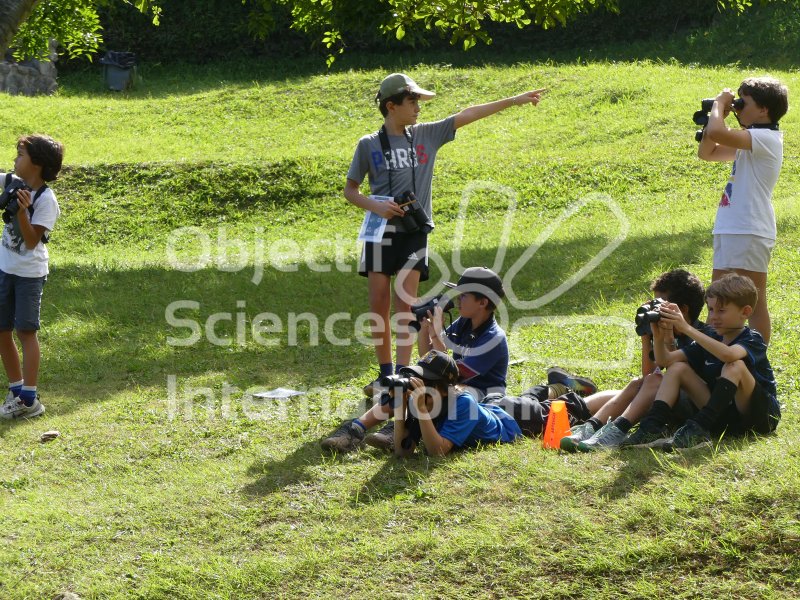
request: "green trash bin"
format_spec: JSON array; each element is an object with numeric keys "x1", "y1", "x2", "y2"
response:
[{"x1": 100, "y1": 52, "x2": 136, "y2": 91}]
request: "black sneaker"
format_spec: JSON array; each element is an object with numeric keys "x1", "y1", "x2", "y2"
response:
[
  {"x1": 320, "y1": 420, "x2": 365, "y2": 453},
  {"x1": 546, "y1": 367, "x2": 597, "y2": 397},
  {"x1": 619, "y1": 422, "x2": 670, "y2": 448},
  {"x1": 365, "y1": 421, "x2": 395, "y2": 452},
  {"x1": 667, "y1": 420, "x2": 712, "y2": 451}
]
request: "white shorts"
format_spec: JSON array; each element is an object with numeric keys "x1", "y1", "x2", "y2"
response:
[{"x1": 713, "y1": 234, "x2": 775, "y2": 273}]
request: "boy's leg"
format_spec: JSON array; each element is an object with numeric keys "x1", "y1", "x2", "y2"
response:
[
  {"x1": 367, "y1": 272, "x2": 393, "y2": 367},
  {"x1": 694, "y1": 360, "x2": 774, "y2": 435},
  {"x1": 589, "y1": 378, "x2": 642, "y2": 422},
  {"x1": 0, "y1": 271, "x2": 22, "y2": 388},
  {"x1": 618, "y1": 373, "x2": 663, "y2": 424},
  {"x1": 0, "y1": 330, "x2": 22, "y2": 384},
  {"x1": 575, "y1": 377, "x2": 664, "y2": 452},
  {"x1": 0, "y1": 331, "x2": 44, "y2": 419},
  {"x1": 626, "y1": 364, "x2": 710, "y2": 449},
  {"x1": 655, "y1": 362, "x2": 710, "y2": 410},
  {"x1": 392, "y1": 268, "x2": 420, "y2": 369},
  {"x1": 16, "y1": 330, "x2": 39, "y2": 388}
]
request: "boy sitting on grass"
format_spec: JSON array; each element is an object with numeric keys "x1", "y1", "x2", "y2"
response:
[
  {"x1": 561, "y1": 269, "x2": 708, "y2": 452},
  {"x1": 646, "y1": 273, "x2": 779, "y2": 449},
  {"x1": 0, "y1": 135, "x2": 63, "y2": 420}
]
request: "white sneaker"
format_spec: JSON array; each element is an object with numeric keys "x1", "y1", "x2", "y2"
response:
[
  {"x1": 2, "y1": 389, "x2": 16, "y2": 409},
  {"x1": 0, "y1": 396, "x2": 45, "y2": 419}
]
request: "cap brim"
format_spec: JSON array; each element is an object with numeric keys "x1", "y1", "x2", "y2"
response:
[
  {"x1": 408, "y1": 85, "x2": 435, "y2": 100},
  {"x1": 399, "y1": 365, "x2": 442, "y2": 381}
]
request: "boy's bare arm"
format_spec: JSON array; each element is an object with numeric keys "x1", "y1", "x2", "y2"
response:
[
  {"x1": 651, "y1": 319, "x2": 686, "y2": 368},
  {"x1": 453, "y1": 89, "x2": 545, "y2": 130},
  {"x1": 418, "y1": 307, "x2": 447, "y2": 356},
  {"x1": 15, "y1": 190, "x2": 47, "y2": 250},
  {"x1": 659, "y1": 303, "x2": 747, "y2": 363},
  {"x1": 344, "y1": 178, "x2": 405, "y2": 219},
  {"x1": 701, "y1": 89, "x2": 753, "y2": 157},
  {"x1": 393, "y1": 393, "x2": 415, "y2": 457}
]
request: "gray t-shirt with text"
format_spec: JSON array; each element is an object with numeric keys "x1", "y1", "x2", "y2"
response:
[{"x1": 347, "y1": 116, "x2": 456, "y2": 233}]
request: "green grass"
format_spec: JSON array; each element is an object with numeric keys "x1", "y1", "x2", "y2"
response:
[{"x1": 1, "y1": 30, "x2": 800, "y2": 600}]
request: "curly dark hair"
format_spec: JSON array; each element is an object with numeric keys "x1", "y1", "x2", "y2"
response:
[
  {"x1": 651, "y1": 269, "x2": 705, "y2": 323},
  {"x1": 739, "y1": 76, "x2": 789, "y2": 123},
  {"x1": 18, "y1": 134, "x2": 64, "y2": 182}
]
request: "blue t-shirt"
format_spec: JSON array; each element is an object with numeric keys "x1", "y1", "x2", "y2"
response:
[
  {"x1": 445, "y1": 316, "x2": 508, "y2": 396},
  {"x1": 437, "y1": 391, "x2": 523, "y2": 448},
  {"x1": 681, "y1": 326, "x2": 777, "y2": 401}
]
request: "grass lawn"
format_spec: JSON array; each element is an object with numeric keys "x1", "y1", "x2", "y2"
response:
[{"x1": 1, "y1": 29, "x2": 799, "y2": 600}]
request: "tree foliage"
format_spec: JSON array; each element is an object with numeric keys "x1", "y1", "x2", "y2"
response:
[
  {"x1": 5, "y1": 0, "x2": 160, "y2": 60},
  {"x1": 245, "y1": 0, "x2": 766, "y2": 65},
  {"x1": 0, "y1": 0, "x2": 774, "y2": 65}
]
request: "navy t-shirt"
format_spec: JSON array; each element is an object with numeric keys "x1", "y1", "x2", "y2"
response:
[
  {"x1": 445, "y1": 315, "x2": 508, "y2": 396},
  {"x1": 681, "y1": 326, "x2": 777, "y2": 400},
  {"x1": 436, "y1": 391, "x2": 523, "y2": 448}
]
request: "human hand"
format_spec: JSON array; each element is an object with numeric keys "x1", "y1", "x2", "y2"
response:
[
  {"x1": 716, "y1": 88, "x2": 735, "y2": 116},
  {"x1": 15, "y1": 188, "x2": 32, "y2": 211},
  {"x1": 374, "y1": 199, "x2": 405, "y2": 219},
  {"x1": 514, "y1": 89, "x2": 546, "y2": 107},
  {"x1": 426, "y1": 306, "x2": 445, "y2": 337},
  {"x1": 658, "y1": 301, "x2": 689, "y2": 334},
  {"x1": 408, "y1": 376, "x2": 429, "y2": 415}
]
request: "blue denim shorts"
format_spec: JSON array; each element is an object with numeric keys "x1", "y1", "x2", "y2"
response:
[{"x1": 0, "y1": 270, "x2": 46, "y2": 331}]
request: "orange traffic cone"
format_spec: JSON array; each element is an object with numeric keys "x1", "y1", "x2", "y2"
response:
[{"x1": 542, "y1": 400, "x2": 571, "y2": 449}]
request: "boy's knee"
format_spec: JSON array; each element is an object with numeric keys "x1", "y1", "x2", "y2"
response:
[
  {"x1": 721, "y1": 360, "x2": 746, "y2": 378},
  {"x1": 664, "y1": 362, "x2": 690, "y2": 378},
  {"x1": 642, "y1": 372, "x2": 663, "y2": 387}
]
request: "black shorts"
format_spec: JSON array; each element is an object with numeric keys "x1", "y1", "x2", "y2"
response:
[
  {"x1": 484, "y1": 388, "x2": 592, "y2": 437},
  {"x1": 714, "y1": 380, "x2": 781, "y2": 436},
  {"x1": 359, "y1": 230, "x2": 429, "y2": 281}
]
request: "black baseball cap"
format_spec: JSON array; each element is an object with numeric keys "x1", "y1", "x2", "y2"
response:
[
  {"x1": 400, "y1": 350, "x2": 459, "y2": 384},
  {"x1": 444, "y1": 267, "x2": 505, "y2": 300}
]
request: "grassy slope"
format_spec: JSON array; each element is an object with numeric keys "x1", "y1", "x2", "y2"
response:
[{"x1": 1, "y1": 26, "x2": 799, "y2": 600}]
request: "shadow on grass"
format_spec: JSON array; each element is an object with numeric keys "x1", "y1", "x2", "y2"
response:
[
  {"x1": 242, "y1": 439, "x2": 331, "y2": 497},
  {"x1": 597, "y1": 435, "x2": 749, "y2": 500},
  {"x1": 240, "y1": 424, "x2": 446, "y2": 502},
  {"x1": 348, "y1": 450, "x2": 448, "y2": 506},
  {"x1": 33, "y1": 220, "x2": 714, "y2": 421}
]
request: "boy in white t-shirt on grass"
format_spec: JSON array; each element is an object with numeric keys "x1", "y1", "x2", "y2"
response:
[
  {"x1": 0, "y1": 134, "x2": 63, "y2": 420},
  {"x1": 698, "y1": 76, "x2": 789, "y2": 344}
]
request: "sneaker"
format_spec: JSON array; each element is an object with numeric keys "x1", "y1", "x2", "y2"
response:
[
  {"x1": 365, "y1": 421, "x2": 395, "y2": 452},
  {"x1": 666, "y1": 420, "x2": 712, "y2": 450},
  {"x1": 320, "y1": 419, "x2": 365, "y2": 453},
  {"x1": 546, "y1": 367, "x2": 597, "y2": 397},
  {"x1": 577, "y1": 421, "x2": 626, "y2": 452},
  {"x1": 559, "y1": 421, "x2": 597, "y2": 452},
  {"x1": 2, "y1": 390, "x2": 16, "y2": 410},
  {"x1": 619, "y1": 422, "x2": 670, "y2": 448},
  {"x1": 0, "y1": 396, "x2": 45, "y2": 420}
]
